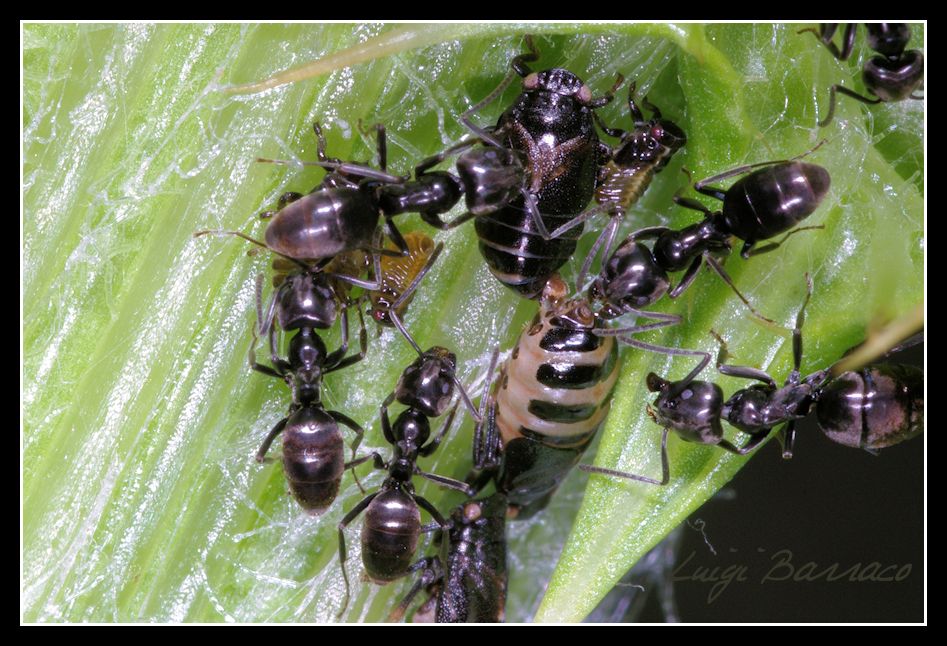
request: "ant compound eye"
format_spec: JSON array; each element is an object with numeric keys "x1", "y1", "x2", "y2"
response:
[
  {"x1": 577, "y1": 84, "x2": 593, "y2": 103},
  {"x1": 524, "y1": 73, "x2": 539, "y2": 89}
]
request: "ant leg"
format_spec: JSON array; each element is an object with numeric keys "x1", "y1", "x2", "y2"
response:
[
  {"x1": 255, "y1": 416, "x2": 289, "y2": 463},
  {"x1": 193, "y1": 229, "x2": 310, "y2": 271},
  {"x1": 718, "y1": 430, "x2": 770, "y2": 455},
  {"x1": 667, "y1": 255, "x2": 705, "y2": 300},
  {"x1": 579, "y1": 427, "x2": 671, "y2": 486},
  {"x1": 324, "y1": 308, "x2": 352, "y2": 366},
  {"x1": 673, "y1": 193, "x2": 718, "y2": 215},
  {"x1": 419, "y1": 403, "x2": 459, "y2": 457},
  {"x1": 379, "y1": 397, "x2": 397, "y2": 445},
  {"x1": 259, "y1": 191, "x2": 304, "y2": 219},
  {"x1": 415, "y1": 138, "x2": 480, "y2": 176},
  {"x1": 256, "y1": 156, "x2": 407, "y2": 184},
  {"x1": 323, "y1": 307, "x2": 368, "y2": 375},
  {"x1": 742, "y1": 225, "x2": 825, "y2": 258},
  {"x1": 786, "y1": 273, "x2": 814, "y2": 383},
  {"x1": 588, "y1": 72, "x2": 625, "y2": 109},
  {"x1": 357, "y1": 120, "x2": 388, "y2": 172},
  {"x1": 818, "y1": 84, "x2": 882, "y2": 128},
  {"x1": 778, "y1": 421, "x2": 797, "y2": 460},
  {"x1": 629, "y1": 225, "x2": 673, "y2": 241},
  {"x1": 337, "y1": 492, "x2": 380, "y2": 619},
  {"x1": 421, "y1": 209, "x2": 478, "y2": 230},
  {"x1": 415, "y1": 469, "x2": 475, "y2": 496},
  {"x1": 328, "y1": 410, "x2": 368, "y2": 458},
  {"x1": 326, "y1": 308, "x2": 368, "y2": 374},
  {"x1": 546, "y1": 202, "x2": 609, "y2": 241},
  {"x1": 709, "y1": 330, "x2": 777, "y2": 387},
  {"x1": 343, "y1": 451, "x2": 385, "y2": 495},
  {"x1": 388, "y1": 557, "x2": 442, "y2": 622},
  {"x1": 414, "y1": 495, "x2": 453, "y2": 538},
  {"x1": 702, "y1": 254, "x2": 776, "y2": 324},
  {"x1": 691, "y1": 142, "x2": 828, "y2": 198},
  {"x1": 576, "y1": 211, "x2": 622, "y2": 290},
  {"x1": 617, "y1": 334, "x2": 712, "y2": 396},
  {"x1": 472, "y1": 349, "x2": 502, "y2": 471}
]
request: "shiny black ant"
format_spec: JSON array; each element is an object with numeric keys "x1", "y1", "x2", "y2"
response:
[
  {"x1": 800, "y1": 23, "x2": 924, "y2": 127},
  {"x1": 246, "y1": 270, "x2": 373, "y2": 513},
  {"x1": 588, "y1": 143, "x2": 831, "y2": 324},
  {"x1": 581, "y1": 275, "x2": 924, "y2": 488},
  {"x1": 336, "y1": 344, "x2": 482, "y2": 616},
  {"x1": 197, "y1": 121, "x2": 461, "y2": 268},
  {"x1": 388, "y1": 492, "x2": 508, "y2": 623}
]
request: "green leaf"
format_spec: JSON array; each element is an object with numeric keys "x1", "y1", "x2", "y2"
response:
[{"x1": 23, "y1": 23, "x2": 922, "y2": 623}]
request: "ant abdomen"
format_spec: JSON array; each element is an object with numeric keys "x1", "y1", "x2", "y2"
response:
[
  {"x1": 280, "y1": 407, "x2": 346, "y2": 514},
  {"x1": 361, "y1": 489, "x2": 423, "y2": 583},
  {"x1": 816, "y1": 364, "x2": 923, "y2": 450},
  {"x1": 720, "y1": 161, "x2": 831, "y2": 242}
]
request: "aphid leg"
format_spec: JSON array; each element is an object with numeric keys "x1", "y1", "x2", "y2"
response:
[
  {"x1": 588, "y1": 72, "x2": 625, "y2": 109},
  {"x1": 593, "y1": 109, "x2": 626, "y2": 139},
  {"x1": 575, "y1": 211, "x2": 622, "y2": 290}
]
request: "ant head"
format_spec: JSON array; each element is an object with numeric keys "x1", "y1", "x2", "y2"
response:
[
  {"x1": 523, "y1": 68, "x2": 593, "y2": 104},
  {"x1": 456, "y1": 147, "x2": 525, "y2": 216},
  {"x1": 591, "y1": 238, "x2": 670, "y2": 316},
  {"x1": 394, "y1": 346, "x2": 457, "y2": 418}
]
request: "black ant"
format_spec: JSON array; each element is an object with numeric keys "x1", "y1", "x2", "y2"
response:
[
  {"x1": 197, "y1": 121, "x2": 461, "y2": 268},
  {"x1": 799, "y1": 23, "x2": 924, "y2": 127},
  {"x1": 581, "y1": 275, "x2": 924, "y2": 488},
  {"x1": 588, "y1": 143, "x2": 831, "y2": 324},
  {"x1": 246, "y1": 269, "x2": 372, "y2": 513},
  {"x1": 335, "y1": 343, "x2": 482, "y2": 616}
]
